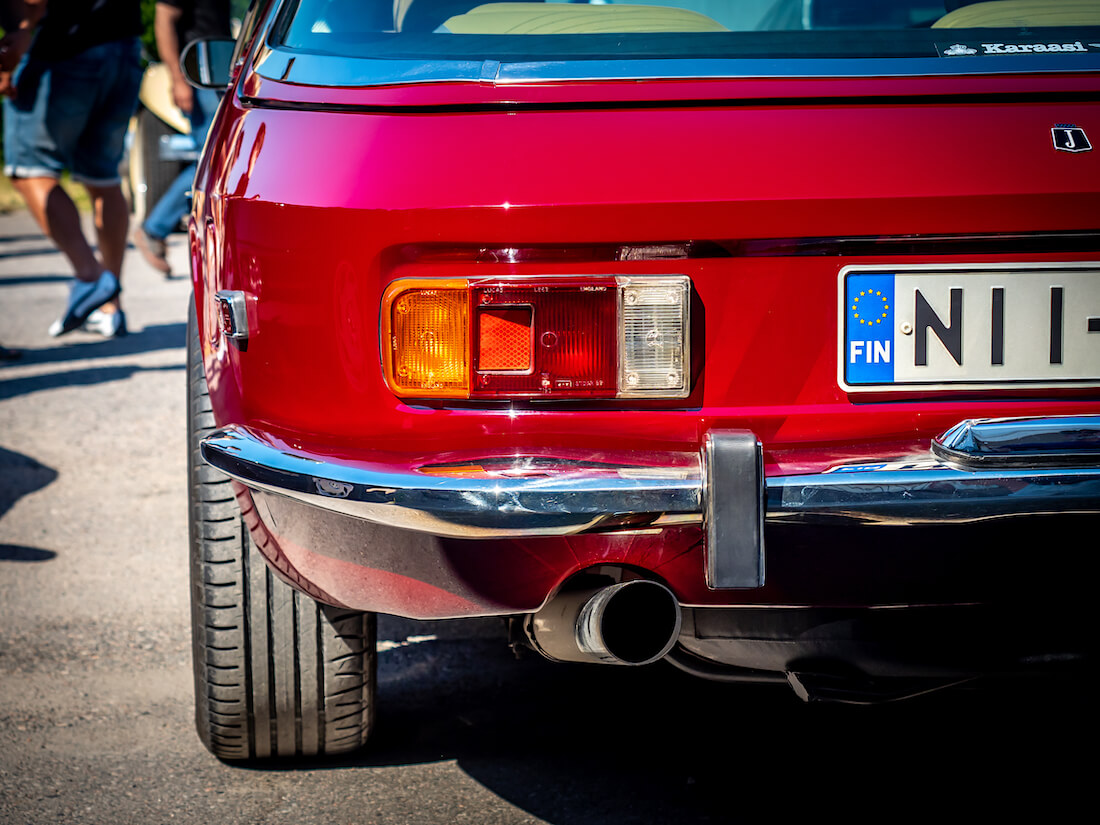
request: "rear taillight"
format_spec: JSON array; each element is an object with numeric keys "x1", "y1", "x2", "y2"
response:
[{"x1": 381, "y1": 276, "x2": 690, "y2": 399}]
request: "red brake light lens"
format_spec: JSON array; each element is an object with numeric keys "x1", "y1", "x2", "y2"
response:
[{"x1": 474, "y1": 280, "x2": 617, "y2": 397}]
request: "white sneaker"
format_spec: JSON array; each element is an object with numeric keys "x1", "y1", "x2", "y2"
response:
[
  {"x1": 82, "y1": 309, "x2": 127, "y2": 338},
  {"x1": 48, "y1": 270, "x2": 120, "y2": 337}
]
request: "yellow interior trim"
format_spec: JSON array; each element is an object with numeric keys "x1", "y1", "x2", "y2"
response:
[
  {"x1": 442, "y1": 3, "x2": 728, "y2": 34},
  {"x1": 934, "y1": 0, "x2": 1100, "y2": 28}
]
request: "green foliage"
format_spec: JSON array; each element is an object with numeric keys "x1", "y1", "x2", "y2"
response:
[
  {"x1": 140, "y1": 1, "x2": 254, "y2": 62},
  {"x1": 141, "y1": 0, "x2": 159, "y2": 61}
]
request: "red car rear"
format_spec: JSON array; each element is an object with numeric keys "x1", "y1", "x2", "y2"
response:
[{"x1": 186, "y1": 0, "x2": 1100, "y2": 759}]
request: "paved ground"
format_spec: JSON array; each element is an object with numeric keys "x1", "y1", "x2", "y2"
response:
[{"x1": 0, "y1": 209, "x2": 1090, "y2": 824}]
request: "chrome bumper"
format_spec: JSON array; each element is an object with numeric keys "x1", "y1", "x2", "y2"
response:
[{"x1": 201, "y1": 415, "x2": 1100, "y2": 541}]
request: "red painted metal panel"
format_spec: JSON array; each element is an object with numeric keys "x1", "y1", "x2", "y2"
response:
[{"x1": 192, "y1": 69, "x2": 1100, "y2": 614}]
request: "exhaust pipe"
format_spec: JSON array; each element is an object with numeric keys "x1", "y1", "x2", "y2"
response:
[{"x1": 525, "y1": 579, "x2": 682, "y2": 666}]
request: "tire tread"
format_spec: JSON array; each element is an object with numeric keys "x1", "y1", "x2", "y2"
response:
[{"x1": 187, "y1": 303, "x2": 374, "y2": 760}]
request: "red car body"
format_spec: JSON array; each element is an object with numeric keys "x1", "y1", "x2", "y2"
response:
[{"x1": 187, "y1": 0, "x2": 1098, "y2": 758}]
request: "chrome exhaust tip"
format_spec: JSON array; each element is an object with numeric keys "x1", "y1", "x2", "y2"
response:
[{"x1": 526, "y1": 579, "x2": 682, "y2": 666}]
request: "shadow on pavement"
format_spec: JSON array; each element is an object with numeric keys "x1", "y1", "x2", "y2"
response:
[
  {"x1": 0, "y1": 445, "x2": 58, "y2": 521},
  {"x1": 0, "y1": 322, "x2": 187, "y2": 369},
  {"x1": 0, "y1": 247, "x2": 70, "y2": 264},
  {"x1": 0, "y1": 544, "x2": 57, "y2": 562},
  {"x1": 227, "y1": 615, "x2": 1089, "y2": 822},
  {"x1": 0, "y1": 361, "x2": 185, "y2": 400},
  {"x1": 0, "y1": 232, "x2": 51, "y2": 244},
  {"x1": 0, "y1": 274, "x2": 73, "y2": 287}
]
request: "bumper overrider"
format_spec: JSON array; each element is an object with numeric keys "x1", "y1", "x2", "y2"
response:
[{"x1": 201, "y1": 415, "x2": 1100, "y2": 591}]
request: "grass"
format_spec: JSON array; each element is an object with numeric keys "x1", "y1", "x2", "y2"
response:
[{"x1": 0, "y1": 173, "x2": 93, "y2": 214}]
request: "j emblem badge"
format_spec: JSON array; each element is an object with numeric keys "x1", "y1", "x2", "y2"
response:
[{"x1": 1052, "y1": 124, "x2": 1092, "y2": 153}]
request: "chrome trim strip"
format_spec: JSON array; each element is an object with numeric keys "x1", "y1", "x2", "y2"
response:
[
  {"x1": 932, "y1": 414, "x2": 1100, "y2": 468},
  {"x1": 766, "y1": 464, "x2": 1100, "y2": 525},
  {"x1": 201, "y1": 424, "x2": 1100, "y2": 539},
  {"x1": 254, "y1": 50, "x2": 1100, "y2": 89},
  {"x1": 201, "y1": 426, "x2": 702, "y2": 538}
]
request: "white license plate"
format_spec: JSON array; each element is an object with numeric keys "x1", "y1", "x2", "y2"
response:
[{"x1": 839, "y1": 263, "x2": 1100, "y2": 392}]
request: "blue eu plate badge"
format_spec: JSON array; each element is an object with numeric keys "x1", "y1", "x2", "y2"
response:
[{"x1": 844, "y1": 273, "x2": 895, "y2": 385}]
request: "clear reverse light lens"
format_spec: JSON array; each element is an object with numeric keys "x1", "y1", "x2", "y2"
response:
[{"x1": 618, "y1": 277, "x2": 689, "y2": 397}]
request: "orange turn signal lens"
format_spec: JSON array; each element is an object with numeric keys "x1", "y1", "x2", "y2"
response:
[{"x1": 382, "y1": 280, "x2": 469, "y2": 397}]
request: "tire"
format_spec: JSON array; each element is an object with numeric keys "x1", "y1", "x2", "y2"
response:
[
  {"x1": 187, "y1": 303, "x2": 376, "y2": 760},
  {"x1": 130, "y1": 108, "x2": 184, "y2": 223}
]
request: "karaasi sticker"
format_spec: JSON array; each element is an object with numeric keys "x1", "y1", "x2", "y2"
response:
[{"x1": 939, "y1": 40, "x2": 1099, "y2": 56}]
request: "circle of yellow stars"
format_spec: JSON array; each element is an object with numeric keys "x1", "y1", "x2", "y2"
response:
[{"x1": 852, "y1": 290, "x2": 889, "y2": 325}]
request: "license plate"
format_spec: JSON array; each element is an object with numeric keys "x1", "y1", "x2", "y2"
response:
[{"x1": 839, "y1": 263, "x2": 1100, "y2": 392}]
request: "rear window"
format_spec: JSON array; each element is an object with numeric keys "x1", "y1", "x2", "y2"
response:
[{"x1": 273, "y1": 0, "x2": 1100, "y2": 61}]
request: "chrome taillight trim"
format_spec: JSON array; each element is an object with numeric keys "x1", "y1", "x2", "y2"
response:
[
  {"x1": 380, "y1": 275, "x2": 692, "y2": 400},
  {"x1": 215, "y1": 290, "x2": 249, "y2": 342}
]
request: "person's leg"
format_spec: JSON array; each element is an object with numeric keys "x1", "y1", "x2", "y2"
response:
[
  {"x1": 136, "y1": 162, "x2": 194, "y2": 273},
  {"x1": 138, "y1": 87, "x2": 220, "y2": 271},
  {"x1": 4, "y1": 46, "x2": 124, "y2": 335},
  {"x1": 11, "y1": 175, "x2": 102, "y2": 281},
  {"x1": 82, "y1": 182, "x2": 129, "y2": 318},
  {"x1": 85, "y1": 183, "x2": 129, "y2": 282},
  {"x1": 142, "y1": 161, "x2": 196, "y2": 241},
  {"x1": 4, "y1": 56, "x2": 103, "y2": 283},
  {"x1": 187, "y1": 88, "x2": 222, "y2": 167},
  {"x1": 67, "y1": 38, "x2": 143, "y2": 334}
]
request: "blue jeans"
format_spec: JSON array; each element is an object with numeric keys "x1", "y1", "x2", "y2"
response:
[
  {"x1": 142, "y1": 86, "x2": 221, "y2": 240},
  {"x1": 3, "y1": 38, "x2": 143, "y2": 185}
]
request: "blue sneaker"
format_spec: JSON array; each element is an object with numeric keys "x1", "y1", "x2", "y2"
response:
[{"x1": 48, "y1": 271, "x2": 121, "y2": 337}]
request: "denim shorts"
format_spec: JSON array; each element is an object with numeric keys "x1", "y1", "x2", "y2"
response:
[{"x1": 3, "y1": 37, "x2": 143, "y2": 186}]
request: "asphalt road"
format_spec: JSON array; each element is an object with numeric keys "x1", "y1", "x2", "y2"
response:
[{"x1": 0, "y1": 208, "x2": 1090, "y2": 824}]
